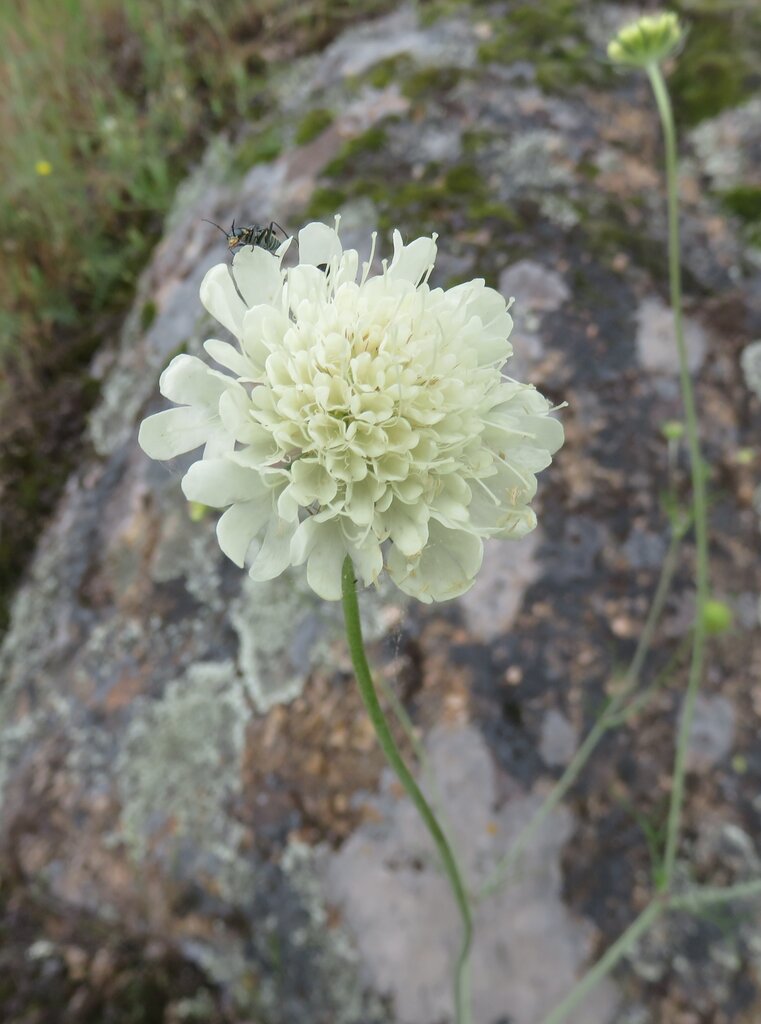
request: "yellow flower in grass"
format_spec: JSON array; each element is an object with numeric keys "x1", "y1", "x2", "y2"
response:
[
  {"x1": 139, "y1": 220, "x2": 563, "y2": 602},
  {"x1": 35, "y1": 160, "x2": 53, "y2": 176}
]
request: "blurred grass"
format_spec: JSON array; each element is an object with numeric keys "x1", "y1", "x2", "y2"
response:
[
  {"x1": 0, "y1": 0, "x2": 394, "y2": 377},
  {"x1": 0, "y1": 0, "x2": 389, "y2": 630}
]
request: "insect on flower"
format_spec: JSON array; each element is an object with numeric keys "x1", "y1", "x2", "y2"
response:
[{"x1": 204, "y1": 218, "x2": 287, "y2": 256}]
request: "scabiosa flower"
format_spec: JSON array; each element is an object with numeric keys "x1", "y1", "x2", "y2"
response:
[
  {"x1": 607, "y1": 12, "x2": 684, "y2": 68},
  {"x1": 138, "y1": 220, "x2": 563, "y2": 602}
]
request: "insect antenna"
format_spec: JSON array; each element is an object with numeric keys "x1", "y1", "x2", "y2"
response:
[{"x1": 202, "y1": 219, "x2": 229, "y2": 237}]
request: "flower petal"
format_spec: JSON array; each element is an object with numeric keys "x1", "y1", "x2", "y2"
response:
[
  {"x1": 388, "y1": 523, "x2": 483, "y2": 603},
  {"x1": 218, "y1": 388, "x2": 262, "y2": 445},
  {"x1": 248, "y1": 515, "x2": 296, "y2": 581},
  {"x1": 181, "y1": 458, "x2": 263, "y2": 507},
  {"x1": 203, "y1": 428, "x2": 235, "y2": 459},
  {"x1": 231, "y1": 245, "x2": 284, "y2": 307},
  {"x1": 138, "y1": 407, "x2": 215, "y2": 460},
  {"x1": 523, "y1": 414, "x2": 564, "y2": 455},
  {"x1": 200, "y1": 263, "x2": 247, "y2": 339},
  {"x1": 387, "y1": 230, "x2": 437, "y2": 284},
  {"x1": 216, "y1": 497, "x2": 272, "y2": 567},
  {"x1": 297, "y1": 221, "x2": 343, "y2": 267},
  {"x1": 204, "y1": 338, "x2": 258, "y2": 378},
  {"x1": 347, "y1": 533, "x2": 383, "y2": 588},
  {"x1": 375, "y1": 498, "x2": 429, "y2": 557},
  {"x1": 306, "y1": 535, "x2": 347, "y2": 599},
  {"x1": 241, "y1": 305, "x2": 289, "y2": 372},
  {"x1": 159, "y1": 353, "x2": 231, "y2": 408}
]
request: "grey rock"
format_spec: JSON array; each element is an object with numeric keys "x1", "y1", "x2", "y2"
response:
[
  {"x1": 285, "y1": 6, "x2": 477, "y2": 101},
  {"x1": 622, "y1": 527, "x2": 668, "y2": 571},
  {"x1": 545, "y1": 516, "x2": 608, "y2": 584},
  {"x1": 689, "y1": 97, "x2": 761, "y2": 192},
  {"x1": 459, "y1": 532, "x2": 542, "y2": 641},
  {"x1": 539, "y1": 709, "x2": 579, "y2": 768},
  {"x1": 685, "y1": 694, "x2": 736, "y2": 772},
  {"x1": 325, "y1": 724, "x2": 618, "y2": 1024},
  {"x1": 500, "y1": 260, "x2": 571, "y2": 318},
  {"x1": 635, "y1": 296, "x2": 708, "y2": 375},
  {"x1": 741, "y1": 339, "x2": 761, "y2": 398}
]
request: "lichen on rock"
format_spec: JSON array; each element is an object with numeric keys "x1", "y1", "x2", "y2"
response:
[{"x1": 117, "y1": 661, "x2": 248, "y2": 868}]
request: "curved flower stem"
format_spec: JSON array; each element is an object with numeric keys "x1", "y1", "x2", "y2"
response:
[
  {"x1": 377, "y1": 673, "x2": 430, "y2": 778},
  {"x1": 646, "y1": 62, "x2": 710, "y2": 891},
  {"x1": 478, "y1": 532, "x2": 681, "y2": 901},
  {"x1": 340, "y1": 558, "x2": 474, "y2": 1024},
  {"x1": 378, "y1": 673, "x2": 459, "y2": 844}
]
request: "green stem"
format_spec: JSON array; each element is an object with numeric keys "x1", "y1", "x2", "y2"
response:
[
  {"x1": 340, "y1": 558, "x2": 473, "y2": 1024},
  {"x1": 478, "y1": 533, "x2": 681, "y2": 900},
  {"x1": 538, "y1": 875, "x2": 761, "y2": 1024},
  {"x1": 608, "y1": 632, "x2": 691, "y2": 728},
  {"x1": 377, "y1": 674, "x2": 429, "y2": 775},
  {"x1": 646, "y1": 63, "x2": 710, "y2": 891},
  {"x1": 671, "y1": 878, "x2": 761, "y2": 911},
  {"x1": 378, "y1": 674, "x2": 462, "y2": 857},
  {"x1": 540, "y1": 900, "x2": 665, "y2": 1024}
]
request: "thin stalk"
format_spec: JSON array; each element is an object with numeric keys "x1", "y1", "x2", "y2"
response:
[
  {"x1": 377, "y1": 673, "x2": 428, "y2": 770},
  {"x1": 378, "y1": 673, "x2": 461, "y2": 854},
  {"x1": 538, "y1": 876, "x2": 761, "y2": 1024},
  {"x1": 607, "y1": 632, "x2": 691, "y2": 727},
  {"x1": 540, "y1": 900, "x2": 665, "y2": 1024},
  {"x1": 341, "y1": 558, "x2": 473, "y2": 1024},
  {"x1": 646, "y1": 63, "x2": 710, "y2": 890},
  {"x1": 671, "y1": 878, "x2": 761, "y2": 911},
  {"x1": 478, "y1": 533, "x2": 681, "y2": 900}
]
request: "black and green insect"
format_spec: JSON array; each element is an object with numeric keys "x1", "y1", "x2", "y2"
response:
[{"x1": 204, "y1": 218, "x2": 288, "y2": 255}]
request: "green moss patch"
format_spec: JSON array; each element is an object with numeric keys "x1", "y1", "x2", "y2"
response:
[
  {"x1": 294, "y1": 108, "x2": 335, "y2": 145},
  {"x1": 476, "y1": 0, "x2": 610, "y2": 92},
  {"x1": 720, "y1": 186, "x2": 761, "y2": 224},
  {"x1": 401, "y1": 64, "x2": 465, "y2": 100},
  {"x1": 670, "y1": 2, "x2": 761, "y2": 125},
  {"x1": 322, "y1": 125, "x2": 389, "y2": 177},
  {"x1": 231, "y1": 125, "x2": 283, "y2": 174},
  {"x1": 361, "y1": 53, "x2": 416, "y2": 89},
  {"x1": 307, "y1": 185, "x2": 350, "y2": 219}
]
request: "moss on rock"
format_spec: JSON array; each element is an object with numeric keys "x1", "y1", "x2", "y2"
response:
[
  {"x1": 294, "y1": 107, "x2": 335, "y2": 145},
  {"x1": 670, "y1": 2, "x2": 761, "y2": 126}
]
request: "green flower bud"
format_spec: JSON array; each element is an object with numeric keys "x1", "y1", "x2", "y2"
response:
[
  {"x1": 702, "y1": 598, "x2": 733, "y2": 636},
  {"x1": 661, "y1": 420, "x2": 684, "y2": 441},
  {"x1": 188, "y1": 501, "x2": 209, "y2": 522},
  {"x1": 607, "y1": 12, "x2": 684, "y2": 69},
  {"x1": 734, "y1": 447, "x2": 754, "y2": 466}
]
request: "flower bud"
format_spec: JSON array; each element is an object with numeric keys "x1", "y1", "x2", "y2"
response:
[
  {"x1": 607, "y1": 12, "x2": 684, "y2": 69},
  {"x1": 661, "y1": 420, "x2": 684, "y2": 441},
  {"x1": 702, "y1": 599, "x2": 733, "y2": 636},
  {"x1": 188, "y1": 501, "x2": 209, "y2": 522}
]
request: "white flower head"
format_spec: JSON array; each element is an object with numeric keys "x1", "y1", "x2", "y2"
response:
[{"x1": 139, "y1": 220, "x2": 564, "y2": 603}]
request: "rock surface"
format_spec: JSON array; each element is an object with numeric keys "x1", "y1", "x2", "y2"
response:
[{"x1": 2, "y1": 3, "x2": 761, "y2": 1023}]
